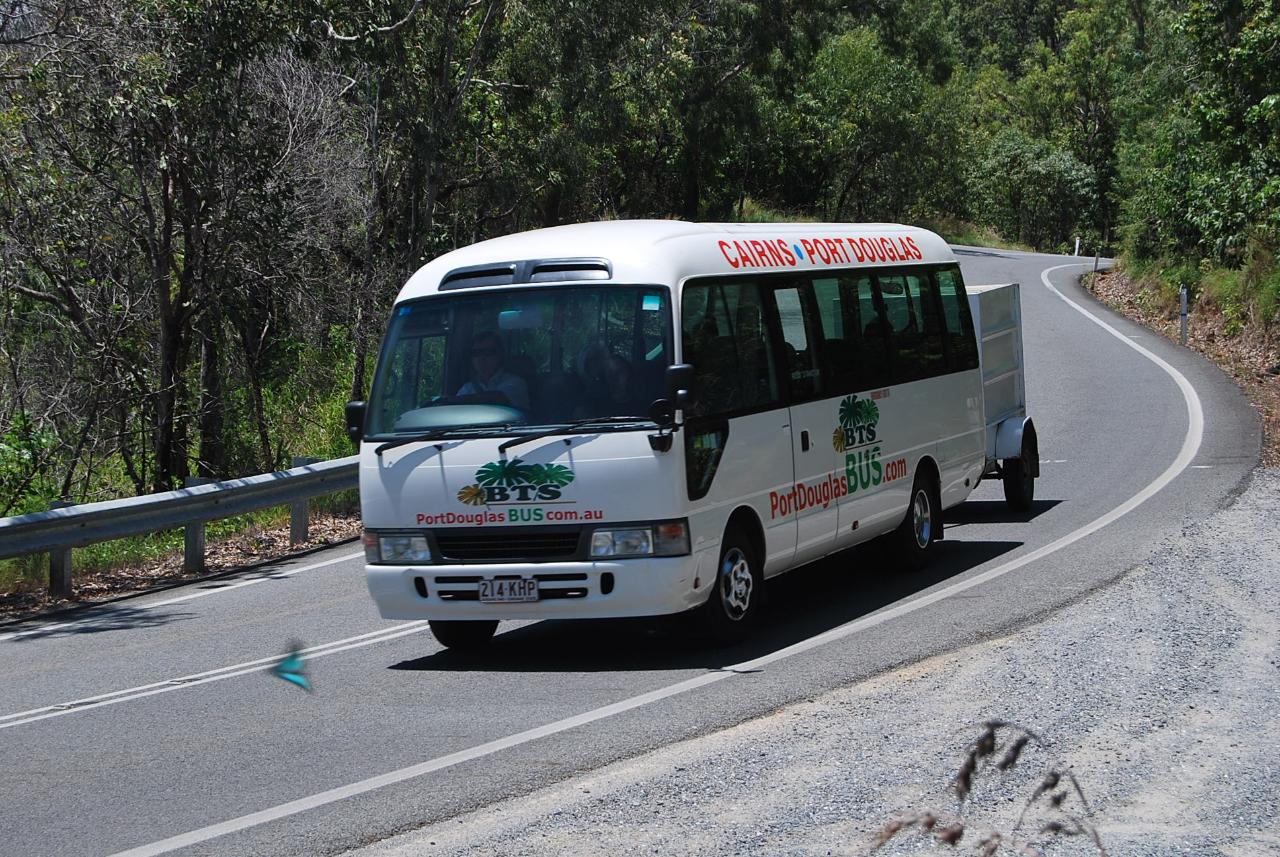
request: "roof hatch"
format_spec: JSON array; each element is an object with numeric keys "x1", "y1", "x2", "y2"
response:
[{"x1": 439, "y1": 257, "x2": 612, "y2": 291}]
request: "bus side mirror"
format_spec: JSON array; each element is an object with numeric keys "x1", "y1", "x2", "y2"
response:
[
  {"x1": 666, "y1": 364, "x2": 696, "y2": 410},
  {"x1": 345, "y1": 401, "x2": 366, "y2": 444},
  {"x1": 648, "y1": 398, "x2": 676, "y2": 428}
]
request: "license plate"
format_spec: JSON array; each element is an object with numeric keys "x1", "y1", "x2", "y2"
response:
[{"x1": 479, "y1": 578, "x2": 539, "y2": 603}]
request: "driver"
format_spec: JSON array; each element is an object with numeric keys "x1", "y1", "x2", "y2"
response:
[{"x1": 456, "y1": 331, "x2": 530, "y2": 411}]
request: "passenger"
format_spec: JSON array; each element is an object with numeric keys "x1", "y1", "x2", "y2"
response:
[
  {"x1": 578, "y1": 346, "x2": 635, "y2": 417},
  {"x1": 456, "y1": 331, "x2": 530, "y2": 411}
]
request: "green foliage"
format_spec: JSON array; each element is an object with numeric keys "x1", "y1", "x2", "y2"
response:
[
  {"x1": 1, "y1": 0, "x2": 1277, "y2": 556},
  {"x1": 734, "y1": 198, "x2": 817, "y2": 223},
  {"x1": 972, "y1": 129, "x2": 1095, "y2": 250},
  {"x1": 0, "y1": 413, "x2": 60, "y2": 516},
  {"x1": 789, "y1": 28, "x2": 930, "y2": 221}
]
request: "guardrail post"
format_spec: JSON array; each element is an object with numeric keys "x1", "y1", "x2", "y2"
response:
[
  {"x1": 183, "y1": 476, "x2": 214, "y2": 572},
  {"x1": 48, "y1": 500, "x2": 73, "y2": 598},
  {"x1": 290, "y1": 457, "x2": 320, "y2": 545}
]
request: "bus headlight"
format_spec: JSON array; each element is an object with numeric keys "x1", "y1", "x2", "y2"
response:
[
  {"x1": 364, "y1": 531, "x2": 432, "y2": 564},
  {"x1": 590, "y1": 520, "x2": 689, "y2": 558}
]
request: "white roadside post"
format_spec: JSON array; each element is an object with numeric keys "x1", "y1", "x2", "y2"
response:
[{"x1": 1180, "y1": 284, "x2": 1189, "y2": 345}]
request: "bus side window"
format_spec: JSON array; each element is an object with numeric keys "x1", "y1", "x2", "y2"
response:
[
  {"x1": 770, "y1": 284, "x2": 823, "y2": 401},
  {"x1": 843, "y1": 273, "x2": 890, "y2": 392},
  {"x1": 906, "y1": 271, "x2": 947, "y2": 376},
  {"x1": 874, "y1": 273, "x2": 924, "y2": 384},
  {"x1": 813, "y1": 277, "x2": 852, "y2": 392},
  {"x1": 936, "y1": 267, "x2": 980, "y2": 372},
  {"x1": 681, "y1": 280, "x2": 781, "y2": 417}
]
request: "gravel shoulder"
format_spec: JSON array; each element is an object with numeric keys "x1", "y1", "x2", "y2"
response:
[{"x1": 352, "y1": 468, "x2": 1280, "y2": 857}]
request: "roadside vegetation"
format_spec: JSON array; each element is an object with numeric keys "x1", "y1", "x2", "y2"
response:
[{"x1": 1, "y1": 0, "x2": 1276, "y2": 596}]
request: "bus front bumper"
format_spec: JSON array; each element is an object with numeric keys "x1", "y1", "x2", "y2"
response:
[{"x1": 366, "y1": 555, "x2": 711, "y2": 621}]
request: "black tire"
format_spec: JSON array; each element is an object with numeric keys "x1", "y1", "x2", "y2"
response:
[
  {"x1": 696, "y1": 524, "x2": 763, "y2": 645},
  {"x1": 1003, "y1": 435, "x2": 1036, "y2": 512},
  {"x1": 429, "y1": 619, "x2": 498, "y2": 651},
  {"x1": 893, "y1": 472, "x2": 939, "y2": 571}
]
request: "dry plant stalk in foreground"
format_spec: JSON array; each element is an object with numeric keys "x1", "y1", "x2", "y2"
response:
[{"x1": 873, "y1": 720, "x2": 1109, "y2": 856}]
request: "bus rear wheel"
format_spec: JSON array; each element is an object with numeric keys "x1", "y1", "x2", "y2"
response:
[
  {"x1": 696, "y1": 524, "x2": 763, "y2": 645},
  {"x1": 429, "y1": 619, "x2": 498, "y2": 651},
  {"x1": 893, "y1": 472, "x2": 939, "y2": 571}
]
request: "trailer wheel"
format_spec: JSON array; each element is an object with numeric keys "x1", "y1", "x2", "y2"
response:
[
  {"x1": 1003, "y1": 434, "x2": 1036, "y2": 512},
  {"x1": 696, "y1": 524, "x2": 763, "y2": 645},
  {"x1": 893, "y1": 472, "x2": 939, "y2": 571},
  {"x1": 429, "y1": 619, "x2": 498, "y2": 651}
]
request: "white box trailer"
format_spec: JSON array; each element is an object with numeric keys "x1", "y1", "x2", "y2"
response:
[{"x1": 967, "y1": 282, "x2": 1038, "y2": 510}]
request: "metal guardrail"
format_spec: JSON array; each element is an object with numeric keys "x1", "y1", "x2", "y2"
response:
[{"x1": 0, "y1": 455, "x2": 359, "y2": 597}]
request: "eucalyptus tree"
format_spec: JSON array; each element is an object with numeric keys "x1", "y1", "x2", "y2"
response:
[
  {"x1": 313, "y1": 0, "x2": 504, "y2": 398},
  {"x1": 1, "y1": 0, "x2": 316, "y2": 490}
]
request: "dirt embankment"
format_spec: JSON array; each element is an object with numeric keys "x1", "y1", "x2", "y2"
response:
[{"x1": 1086, "y1": 269, "x2": 1279, "y2": 466}]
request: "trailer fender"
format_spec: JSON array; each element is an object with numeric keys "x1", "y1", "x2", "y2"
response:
[{"x1": 995, "y1": 417, "x2": 1039, "y2": 477}]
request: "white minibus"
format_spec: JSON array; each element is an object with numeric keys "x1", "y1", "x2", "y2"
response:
[{"x1": 346, "y1": 221, "x2": 1035, "y2": 649}]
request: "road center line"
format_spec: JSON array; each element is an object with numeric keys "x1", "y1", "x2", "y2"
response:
[
  {"x1": 0, "y1": 550, "x2": 363, "y2": 643},
  {"x1": 110, "y1": 261, "x2": 1205, "y2": 857},
  {"x1": 0, "y1": 622, "x2": 429, "y2": 731}
]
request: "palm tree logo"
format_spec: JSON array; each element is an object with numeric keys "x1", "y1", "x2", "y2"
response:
[
  {"x1": 476, "y1": 458, "x2": 531, "y2": 487},
  {"x1": 522, "y1": 463, "x2": 575, "y2": 487},
  {"x1": 835, "y1": 395, "x2": 881, "y2": 451},
  {"x1": 458, "y1": 457, "x2": 576, "y2": 505},
  {"x1": 838, "y1": 395, "x2": 879, "y2": 428},
  {"x1": 457, "y1": 485, "x2": 487, "y2": 506}
]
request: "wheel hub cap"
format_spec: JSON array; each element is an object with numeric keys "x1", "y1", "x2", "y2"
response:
[
  {"x1": 720, "y1": 548, "x2": 753, "y2": 620},
  {"x1": 913, "y1": 489, "x2": 932, "y2": 548}
]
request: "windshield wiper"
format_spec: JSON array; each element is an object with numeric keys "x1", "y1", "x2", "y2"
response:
[
  {"x1": 374, "y1": 425, "x2": 511, "y2": 456},
  {"x1": 497, "y1": 416, "x2": 650, "y2": 453}
]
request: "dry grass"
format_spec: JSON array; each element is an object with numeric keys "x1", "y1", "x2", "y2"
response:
[
  {"x1": 1086, "y1": 269, "x2": 1279, "y2": 467},
  {"x1": 874, "y1": 721, "x2": 1108, "y2": 856}
]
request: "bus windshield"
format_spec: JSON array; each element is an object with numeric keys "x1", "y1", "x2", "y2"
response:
[{"x1": 366, "y1": 286, "x2": 673, "y2": 437}]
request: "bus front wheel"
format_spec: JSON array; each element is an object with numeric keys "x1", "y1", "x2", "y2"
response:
[
  {"x1": 697, "y1": 525, "x2": 763, "y2": 645},
  {"x1": 429, "y1": 619, "x2": 498, "y2": 651}
]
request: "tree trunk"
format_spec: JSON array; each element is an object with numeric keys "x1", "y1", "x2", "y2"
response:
[
  {"x1": 196, "y1": 299, "x2": 225, "y2": 478},
  {"x1": 350, "y1": 301, "x2": 367, "y2": 402},
  {"x1": 681, "y1": 119, "x2": 701, "y2": 221},
  {"x1": 154, "y1": 311, "x2": 183, "y2": 492},
  {"x1": 245, "y1": 362, "x2": 274, "y2": 473}
]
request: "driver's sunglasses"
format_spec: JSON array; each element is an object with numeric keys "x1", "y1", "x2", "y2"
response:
[{"x1": 471, "y1": 347, "x2": 500, "y2": 357}]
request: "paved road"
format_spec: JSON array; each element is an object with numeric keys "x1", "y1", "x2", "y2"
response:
[{"x1": 0, "y1": 250, "x2": 1260, "y2": 857}]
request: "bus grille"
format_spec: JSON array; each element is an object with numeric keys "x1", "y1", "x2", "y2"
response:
[{"x1": 432, "y1": 527, "x2": 582, "y2": 562}]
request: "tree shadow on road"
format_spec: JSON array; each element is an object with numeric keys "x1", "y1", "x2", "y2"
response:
[
  {"x1": 0, "y1": 604, "x2": 195, "y2": 641},
  {"x1": 390, "y1": 536, "x2": 1024, "y2": 674}
]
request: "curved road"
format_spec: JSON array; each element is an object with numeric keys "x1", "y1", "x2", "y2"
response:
[{"x1": 0, "y1": 250, "x2": 1260, "y2": 857}]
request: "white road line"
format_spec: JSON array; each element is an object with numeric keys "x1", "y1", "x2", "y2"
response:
[
  {"x1": 108, "y1": 261, "x2": 1208, "y2": 857},
  {"x1": 0, "y1": 622, "x2": 429, "y2": 731},
  {"x1": 0, "y1": 550, "x2": 363, "y2": 643}
]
